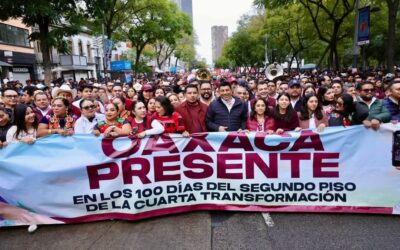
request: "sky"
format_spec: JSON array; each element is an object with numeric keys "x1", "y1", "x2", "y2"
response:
[{"x1": 192, "y1": 0, "x2": 256, "y2": 65}]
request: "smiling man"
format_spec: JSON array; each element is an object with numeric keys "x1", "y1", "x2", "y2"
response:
[
  {"x1": 206, "y1": 81, "x2": 248, "y2": 132},
  {"x1": 2, "y1": 88, "x2": 18, "y2": 111},
  {"x1": 357, "y1": 81, "x2": 390, "y2": 130}
]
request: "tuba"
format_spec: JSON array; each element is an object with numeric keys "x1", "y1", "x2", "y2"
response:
[
  {"x1": 196, "y1": 68, "x2": 212, "y2": 81},
  {"x1": 265, "y1": 62, "x2": 283, "y2": 81}
]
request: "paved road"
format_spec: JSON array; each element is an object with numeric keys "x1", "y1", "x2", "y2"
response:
[{"x1": 1, "y1": 212, "x2": 400, "y2": 250}]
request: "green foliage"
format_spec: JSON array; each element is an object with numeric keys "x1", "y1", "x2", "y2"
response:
[
  {"x1": 174, "y1": 34, "x2": 197, "y2": 66},
  {"x1": 255, "y1": 0, "x2": 400, "y2": 70},
  {"x1": 0, "y1": 0, "x2": 83, "y2": 83},
  {"x1": 220, "y1": 15, "x2": 265, "y2": 70},
  {"x1": 214, "y1": 55, "x2": 234, "y2": 69},
  {"x1": 84, "y1": 0, "x2": 137, "y2": 39},
  {"x1": 0, "y1": 0, "x2": 82, "y2": 49},
  {"x1": 116, "y1": 0, "x2": 192, "y2": 75},
  {"x1": 188, "y1": 59, "x2": 207, "y2": 70}
]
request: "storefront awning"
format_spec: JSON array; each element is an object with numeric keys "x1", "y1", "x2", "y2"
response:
[{"x1": 0, "y1": 61, "x2": 12, "y2": 67}]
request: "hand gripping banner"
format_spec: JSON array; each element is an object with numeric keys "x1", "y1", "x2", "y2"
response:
[{"x1": 1, "y1": 125, "x2": 400, "y2": 227}]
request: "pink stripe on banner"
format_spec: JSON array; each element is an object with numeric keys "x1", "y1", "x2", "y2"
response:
[{"x1": 53, "y1": 204, "x2": 394, "y2": 224}]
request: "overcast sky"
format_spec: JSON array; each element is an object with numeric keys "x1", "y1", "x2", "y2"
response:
[{"x1": 192, "y1": 0, "x2": 256, "y2": 65}]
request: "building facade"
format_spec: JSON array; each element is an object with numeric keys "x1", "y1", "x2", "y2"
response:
[
  {"x1": 0, "y1": 19, "x2": 35, "y2": 84},
  {"x1": 34, "y1": 28, "x2": 103, "y2": 82},
  {"x1": 211, "y1": 26, "x2": 228, "y2": 64}
]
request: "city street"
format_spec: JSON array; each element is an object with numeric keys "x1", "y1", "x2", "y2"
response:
[{"x1": 2, "y1": 211, "x2": 400, "y2": 249}]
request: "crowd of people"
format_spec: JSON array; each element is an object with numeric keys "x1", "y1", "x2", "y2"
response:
[{"x1": 0, "y1": 68, "x2": 400, "y2": 149}]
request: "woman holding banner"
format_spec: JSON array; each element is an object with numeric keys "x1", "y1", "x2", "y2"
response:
[
  {"x1": 92, "y1": 103, "x2": 131, "y2": 137},
  {"x1": 6, "y1": 104, "x2": 38, "y2": 144},
  {"x1": 298, "y1": 94, "x2": 328, "y2": 132},
  {"x1": 246, "y1": 98, "x2": 275, "y2": 133},
  {"x1": 153, "y1": 96, "x2": 185, "y2": 134},
  {"x1": 273, "y1": 93, "x2": 301, "y2": 134},
  {"x1": 37, "y1": 97, "x2": 76, "y2": 137},
  {"x1": 128, "y1": 101, "x2": 164, "y2": 138}
]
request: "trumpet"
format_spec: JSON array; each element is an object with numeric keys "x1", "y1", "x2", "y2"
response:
[
  {"x1": 196, "y1": 68, "x2": 212, "y2": 81},
  {"x1": 265, "y1": 62, "x2": 283, "y2": 81}
]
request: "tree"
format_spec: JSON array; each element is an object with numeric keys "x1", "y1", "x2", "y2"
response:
[
  {"x1": 188, "y1": 59, "x2": 207, "y2": 70},
  {"x1": 0, "y1": 0, "x2": 82, "y2": 85},
  {"x1": 117, "y1": 0, "x2": 192, "y2": 76},
  {"x1": 262, "y1": 4, "x2": 318, "y2": 71},
  {"x1": 173, "y1": 34, "x2": 196, "y2": 69},
  {"x1": 385, "y1": 0, "x2": 400, "y2": 72},
  {"x1": 152, "y1": 9, "x2": 192, "y2": 70},
  {"x1": 214, "y1": 55, "x2": 234, "y2": 69},
  {"x1": 84, "y1": 0, "x2": 134, "y2": 39},
  {"x1": 256, "y1": 0, "x2": 356, "y2": 71},
  {"x1": 221, "y1": 15, "x2": 265, "y2": 73}
]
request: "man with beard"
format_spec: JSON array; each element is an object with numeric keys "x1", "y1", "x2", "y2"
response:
[
  {"x1": 199, "y1": 81, "x2": 214, "y2": 106},
  {"x1": 357, "y1": 81, "x2": 390, "y2": 130},
  {"x1": 175, "y1": 84, "x2": 208, "y2": 136}
]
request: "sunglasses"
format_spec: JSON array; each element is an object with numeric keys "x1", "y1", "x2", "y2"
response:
[{"x1": 82, "y1": 105, "x2": 96, "y2": 110}]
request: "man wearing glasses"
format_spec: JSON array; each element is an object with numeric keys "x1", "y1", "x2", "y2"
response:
[
  {"x1": 74, "y1": 99, "x2": 105, "y2": 134},
  {"x1": 199, "y1": 81, "x2": 214, "y2": 106},
  {"x1": 2, "y1": 88, "x2": 18, "y2": 111},
  {"x1": 357, "y1": 81, "x2": 390, "y2": 130}
]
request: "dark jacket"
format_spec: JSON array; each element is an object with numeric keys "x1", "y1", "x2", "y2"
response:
[
  {"x1": 328, "y1": 102, "x2": 369, "y2": 126},
  {"x1": 206, "y1": 97, "x2": 248, "y2": 131},
  {"x1": 175, "y1": 101, "x2": 208, "y2": 133},
  {"x1": 383, "y1": 97, "x2": 400, "y2": 121}
]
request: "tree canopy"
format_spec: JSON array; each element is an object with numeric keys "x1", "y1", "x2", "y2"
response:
[{"x1": 0, "y1": 0, "x2": 83, "y2": 84}]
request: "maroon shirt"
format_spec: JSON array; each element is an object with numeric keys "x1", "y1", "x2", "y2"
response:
[
  {"x1": 176, "y1": 101, "x2": 208, "y2": 133},
  {"x1": 273, "y1": 111, "x2": 300, "y2": 131}
]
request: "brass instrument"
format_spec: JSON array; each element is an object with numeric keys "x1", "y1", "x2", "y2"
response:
[
  {"x1": 265, "y1": 62, "x2": 283, "y2": 81},
  {"x1": 196, "y1": 68, "x2": 212, "y2": 81}
]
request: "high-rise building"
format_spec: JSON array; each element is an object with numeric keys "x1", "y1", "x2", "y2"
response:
[
  {"x1": 211, "y1": 26, "x2": 228, "y2": 64},
  {"x1": 172, "y1": 0, "x2": 193, "y2": 25}
]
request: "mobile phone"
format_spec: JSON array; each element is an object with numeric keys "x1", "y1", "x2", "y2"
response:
[{"x1": 392, "y1": 131, "x2": 400, "y2": 166}]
